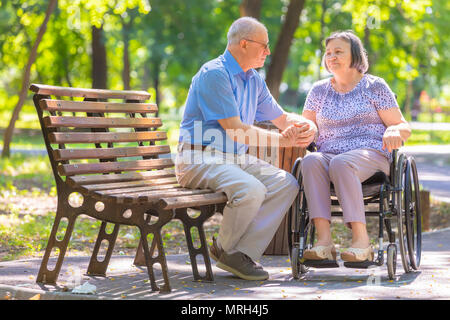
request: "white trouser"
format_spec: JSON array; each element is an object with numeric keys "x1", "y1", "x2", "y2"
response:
[{"x1": 174, "y1": 147, "x2": 299, "y2": 261}]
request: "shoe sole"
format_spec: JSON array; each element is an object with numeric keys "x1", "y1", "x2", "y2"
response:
[{"x1": 216, "y1": 261, "x2": 269, "y2": 281}]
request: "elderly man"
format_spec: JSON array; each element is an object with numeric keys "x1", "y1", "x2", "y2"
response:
[{"x1": 175, "y1": 17, "x2": 316, "y2": 281}]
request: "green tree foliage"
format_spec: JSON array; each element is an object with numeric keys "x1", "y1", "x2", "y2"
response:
[{"x1": 0, "y1": 0, "x2": 448, "y2": 137}]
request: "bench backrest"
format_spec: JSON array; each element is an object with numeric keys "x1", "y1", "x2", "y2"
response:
[{"x1": 30, "y1": 84, "x2": 174, "y2": 186}]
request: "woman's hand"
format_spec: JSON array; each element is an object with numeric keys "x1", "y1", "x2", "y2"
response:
[
  {"x1": 382, "y1": 126, "x2": 403, "y2": 152},
  {"x1": 378, "y1": 108, "x2": 411, "y2": 152},
  {"x1": 281, "y1": 122, "x2": 316, "y2": 148}
]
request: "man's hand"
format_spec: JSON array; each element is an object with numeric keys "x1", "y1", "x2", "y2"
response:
[{"x1": 281, "y1": 122, "x2": 316, "y2": 148}]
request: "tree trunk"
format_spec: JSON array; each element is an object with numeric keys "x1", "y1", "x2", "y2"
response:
[
  {"x1": 239, "y1": 0, "x2": 263, "y2": 19},
  {"x1": 91, "y1": 25, "x2": 108, "y2": 89},
  {"x1": 1, "y1": 0, "x2": 58, "y2": 158},
  {"x1": 265, "y1": 0, "x2": 306, "y2": 100}
]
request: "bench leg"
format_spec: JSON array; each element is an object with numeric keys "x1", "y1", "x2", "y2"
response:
[
  {"x1": 176, "y1": 207, "x2": 216, "y2": 282},
  {"x1": 139, "y1": 227, "x2": 171, "y2": 292},
  {"x1": 134, "y1": 234, "x2": 158, "y2": 267},
  {"x1": 37, "y1": 209, "x2": 78, "y2": 285},
  {"x1": 87, "y1": 222, "x2": 120, "y2": 276},
  {"x1": 134, "y1": 211, "x2": 158, "y2": 267}
]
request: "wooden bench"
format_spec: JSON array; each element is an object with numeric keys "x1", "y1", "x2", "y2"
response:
[{"x1": 30, "y1": 84, "x2": 228, "y2": 292}]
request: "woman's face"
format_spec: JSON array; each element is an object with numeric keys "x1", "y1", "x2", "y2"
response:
[{"x1": 325, "y1": 38, "x2": 352, "y2": 73}]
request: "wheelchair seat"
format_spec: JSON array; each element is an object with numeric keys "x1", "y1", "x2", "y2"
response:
[{"x1": 330, "y1": 171, "x2": 390, "y2": 198}]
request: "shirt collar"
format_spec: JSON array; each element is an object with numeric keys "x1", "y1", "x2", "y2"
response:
[{"x1": 223, "y1": 49, "x2": 256, "y2": 80}]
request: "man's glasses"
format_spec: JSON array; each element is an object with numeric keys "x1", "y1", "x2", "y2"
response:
[{"x1": 243, "y1": 38, "x2": 270, "y2": 51}]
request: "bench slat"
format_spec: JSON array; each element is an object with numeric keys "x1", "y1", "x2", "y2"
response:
[
  {"x1": 44, "y1": 116, "x2": 162, "y2": 128},
  {"x1": 159, "y1": 192, "x2": 228, "y2": 210},
  {"x1": 121, "y1": 188, "x2": 216, "y2": 204},
  {"x1": 59, "y1": 158, "x2": 174, "y2": 176},
  {"x1": 40, "y1": 99, "x2": 158, "y2": 113},
  {"x1": 49, "y1": 131, "x2": 166, "y2": 144},
  {"x1": 93, "y1": 184, "x2": 181, "y2": 196},
  {"x1": 66, "y1": 168, "x2": 175, "y2": 186},
  {"x1": 30, "y1": 84, "x2": 150, "y2": 100},
  {"x1": 81, "y1": 177, "x2": 178, "y2": 192},
  {"x1": 53, "y1": 145, "x2": 170, "y2": 160}
]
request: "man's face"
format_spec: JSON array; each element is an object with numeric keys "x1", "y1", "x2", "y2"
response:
[{"x1": 241, "y1": 29, "x2": 270, "y2": 69}]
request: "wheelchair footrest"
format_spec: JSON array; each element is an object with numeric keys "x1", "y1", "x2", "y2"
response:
[
  {"x1": 302, "y1": 259, "x2": 339, "y2": 269},
  {"x1": 343, "y1": 260, "x2": 379, "y2": 269}
]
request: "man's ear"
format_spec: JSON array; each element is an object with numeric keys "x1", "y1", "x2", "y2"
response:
[{"x1": 239, "y1": 39, "x2": 247, "y2": 49}]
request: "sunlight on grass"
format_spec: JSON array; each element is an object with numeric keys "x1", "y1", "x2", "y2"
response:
[
  {"x1": 407, "y1": 130, "x2": 450, "y2": 145},
  {"x1": 0, "y1": 154, "x2": 54, "y2": 191}
]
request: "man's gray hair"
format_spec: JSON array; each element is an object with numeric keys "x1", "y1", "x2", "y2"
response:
[{"x1": 227, "y1": 17, "x2": 267, "y2": 46}]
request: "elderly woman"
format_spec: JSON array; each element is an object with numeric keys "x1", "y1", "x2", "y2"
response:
[{"x1": 297, "y1": 31, "x2": 411, "y2": 263}]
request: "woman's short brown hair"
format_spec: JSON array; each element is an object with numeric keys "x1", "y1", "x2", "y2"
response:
[{"x1": 323, "y1": 30, "x2": 369, "y2": 74}]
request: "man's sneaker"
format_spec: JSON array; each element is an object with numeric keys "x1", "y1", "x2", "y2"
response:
[
  {"x1": 209, "y1": 236, "x2": 224, "y2": 262},
  {"x1": 216, "y1": 251, "x2": 269, "y2": 281}
]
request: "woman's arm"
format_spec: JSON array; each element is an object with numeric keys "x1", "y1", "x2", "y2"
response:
[{"x1": 377, "y1": 108, "x2": 411, "y2": 152}]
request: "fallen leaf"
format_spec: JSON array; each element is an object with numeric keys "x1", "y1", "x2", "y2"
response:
[{"x1": 29, "y1": 294, "x2": 41, "y2": 300}]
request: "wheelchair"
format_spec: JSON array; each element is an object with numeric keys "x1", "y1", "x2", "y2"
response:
[{"x1": 287, "y1": 146, "x2": 422, "y2": 280}]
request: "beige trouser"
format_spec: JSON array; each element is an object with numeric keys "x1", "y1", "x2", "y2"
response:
[
  {"x1": 175, "y1": 146, "x2": 299, "y2": 261},
  {"x1": 300, "y1": 149, "x2": 390, "y2": 226}
]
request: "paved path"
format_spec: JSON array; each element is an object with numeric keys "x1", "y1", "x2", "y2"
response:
[
  {"x1": 0, "y1": 228, "x2": 449, "y2": 300},
  {"x1": 401, "y1": 145, "x2": 450, "y2": 203},
  {"x1": 410, "y1": 121, "x2": 450, "y2": 131}
]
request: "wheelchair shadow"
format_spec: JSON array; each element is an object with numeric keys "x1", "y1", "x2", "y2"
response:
[{"x1": 291, "y1": 268, "x2": 422, "y2": 290}]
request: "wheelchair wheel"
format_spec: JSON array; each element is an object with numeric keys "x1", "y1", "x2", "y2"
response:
[
  {"x1": 394, "y1": 152, "x2": 411, "y2": 273},
  {"x1": 288, "y1": 158, "x2": 311, "y2": 279},
  {"x1": 387, "y1": 243, "x2": 397, "y2": 280},
  {"x1": 404, "y1": 157, "x2": 422, "y2": 270},
  {"x1": 290, "y1": 214, "x2": 314, "y2": 279},
  {"x1": 288, "y1": 159, "x2": 301, "y2": 278}
]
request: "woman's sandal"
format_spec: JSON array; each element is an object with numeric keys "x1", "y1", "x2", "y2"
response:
[
  {"x1": 303, "y1": 244, "x2": 337, "y2": 261},
  {"x1": 341, "y1": 245, "x2": 374, "y2": 262}
]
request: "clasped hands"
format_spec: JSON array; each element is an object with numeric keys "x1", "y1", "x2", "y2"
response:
[{"x1": 281, "y1": 121, "x2": 317, "y2": 148}]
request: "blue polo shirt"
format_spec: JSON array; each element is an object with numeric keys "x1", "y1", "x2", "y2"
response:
[{"x1": 178, "y1": 50, "x2": 284, "y2": 154}]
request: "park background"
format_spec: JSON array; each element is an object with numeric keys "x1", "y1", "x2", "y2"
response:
[{"x1": 0, "y1": 0, "x2": 449, "y2": 261}]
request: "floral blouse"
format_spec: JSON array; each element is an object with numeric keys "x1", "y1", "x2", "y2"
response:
[{"x1": 303, "y1": 74, "x2": 399, "y2": 159}]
